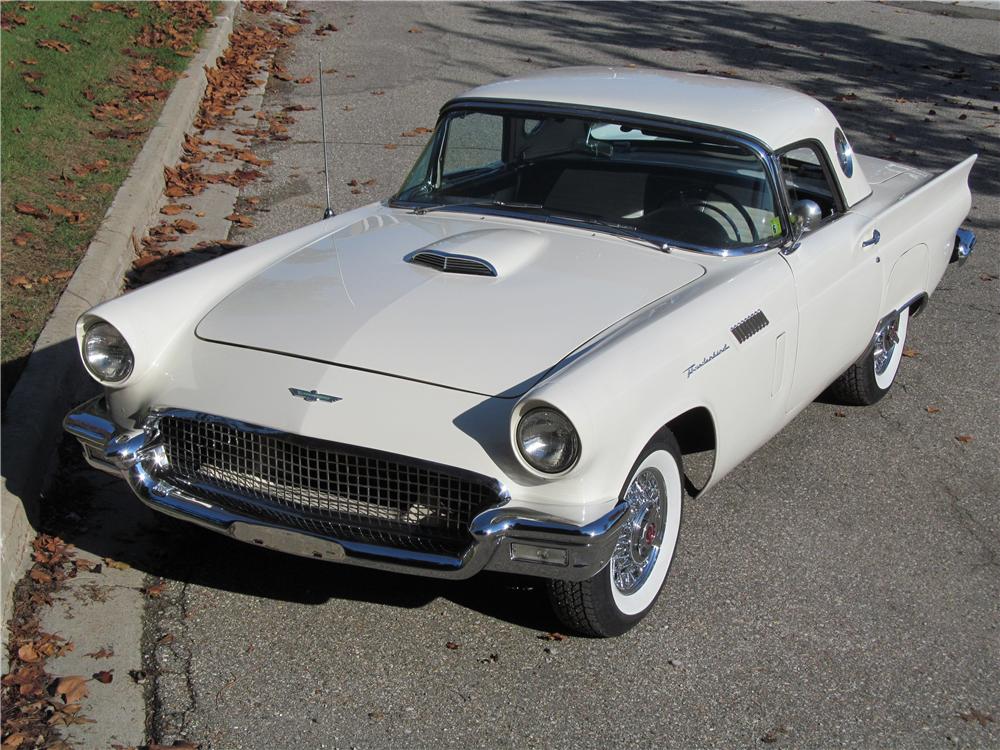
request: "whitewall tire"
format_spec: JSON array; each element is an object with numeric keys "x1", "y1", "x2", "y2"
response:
[
  {"x1": 547, "y1": 432, "x2": 684, "y2": 637},
  {"x1": 827, "y1": 306, "x2": 910, "y2": 406}
]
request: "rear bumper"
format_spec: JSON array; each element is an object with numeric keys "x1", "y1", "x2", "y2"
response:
[
  {"x1": 951, "y1": 228, "x2": 976, "y2": 266},
  {"x1": 64, "y1": 396, "x2": 625, "y2": 581}
]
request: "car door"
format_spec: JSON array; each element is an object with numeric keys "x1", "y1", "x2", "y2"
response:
[{"x1": 778, "y1": 143, "x2": 884, "y2": 413}]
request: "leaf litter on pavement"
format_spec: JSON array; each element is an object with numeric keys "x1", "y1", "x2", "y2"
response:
[{"x1": 130, "y1": 3, "x2": 315, "y2": 288}]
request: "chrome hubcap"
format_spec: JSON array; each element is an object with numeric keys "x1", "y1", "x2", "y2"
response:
[
  {"x1": 612, "y1": 468, "x2": 666, "y2": 594},
  {"x1": 873, "y1": 314, "x2": 900, "y2": 376}
]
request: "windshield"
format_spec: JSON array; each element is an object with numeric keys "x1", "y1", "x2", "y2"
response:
[{"x1": 393, "y1": 108, "x2": 784, "y2": 251}]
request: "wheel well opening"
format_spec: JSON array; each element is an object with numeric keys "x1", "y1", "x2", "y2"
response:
[
  {"x1": 907, "y1": 292, "x2": 929, "y2": 318},
  {"x1": 665, "y1": 407, "x2": 716, "y2": 497}
]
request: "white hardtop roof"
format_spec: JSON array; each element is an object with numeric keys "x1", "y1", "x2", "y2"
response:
[
  {"x1": 455, "y1": 66, "x2": 872, "y2": 206},
  {"x1": 456, "y1": 66, "x2": 834, "y2": 152}
]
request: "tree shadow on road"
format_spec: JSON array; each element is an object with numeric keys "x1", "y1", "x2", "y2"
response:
[{"x1": 431, "y1": 1, "x2": 997, "y2": 202}]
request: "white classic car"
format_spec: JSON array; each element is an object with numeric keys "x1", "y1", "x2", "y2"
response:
[{"x1": 65, "y1": 68, "x2": 976, "y2": 636}]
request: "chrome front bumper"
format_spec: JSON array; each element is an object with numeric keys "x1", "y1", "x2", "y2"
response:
[{"x1": 64, "y1": 396, "x2": 626, "y2": 582}]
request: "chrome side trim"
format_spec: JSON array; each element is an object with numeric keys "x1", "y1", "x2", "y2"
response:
[
  {"x1": 952, "y1": 228, "x2": 975, "y2": 265},
  {"x1": 63, "y1": 396, "x2": 627, "y2": 582}
]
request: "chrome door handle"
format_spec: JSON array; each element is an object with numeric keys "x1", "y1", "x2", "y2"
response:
[{"x1": 862, "y1": 229, "x2": 881, "y2": 248}]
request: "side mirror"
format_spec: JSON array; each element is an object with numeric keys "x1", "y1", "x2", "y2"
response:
[{"x1": 790, "y1": 199, "x2": 822, "y2": 232}]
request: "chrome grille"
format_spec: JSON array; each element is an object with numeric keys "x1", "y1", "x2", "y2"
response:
[{"x1": 156, "y1": 415, "x2": 502, "y2": 555}]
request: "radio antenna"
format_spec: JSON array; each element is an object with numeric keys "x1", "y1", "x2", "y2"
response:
[{"x1": 319, "y1": 54, "x2": 335, "y2": 219}]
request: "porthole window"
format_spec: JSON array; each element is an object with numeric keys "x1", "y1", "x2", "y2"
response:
[{"x1": 834, "y1": 128, "x2": 854, "y2": 178}]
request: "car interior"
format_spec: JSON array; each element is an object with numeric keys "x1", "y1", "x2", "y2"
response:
[{"x1": 396, "y1": 111, "x2": 786, "y2": 249}]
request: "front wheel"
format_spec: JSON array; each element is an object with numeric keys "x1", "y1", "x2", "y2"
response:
[
  {"x1": 826, "y1": 306, "x2": 910, "y2": 406},
  {"x1": 547, "y1": 434, "x2": 684, "y2": 637}
]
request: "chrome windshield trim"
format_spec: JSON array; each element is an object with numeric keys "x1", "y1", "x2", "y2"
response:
[{"x1": 391, "y1": 98, "x2": 792, "y2": 258}]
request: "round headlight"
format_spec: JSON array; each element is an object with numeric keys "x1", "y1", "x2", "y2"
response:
[
  {"x1": 516, "y1": 407, "x2": 580, "y2": 474},
  {"x1": 82, "y1": 321, "x2": 134, "y2": 383}
]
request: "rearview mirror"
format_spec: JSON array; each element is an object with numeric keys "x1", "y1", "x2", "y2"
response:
[{"x1": 790, "y1": 199, "x2": 822, "y2": 232}]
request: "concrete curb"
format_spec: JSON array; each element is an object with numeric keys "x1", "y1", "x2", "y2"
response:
[{"x1": 1, "y1": 2, "x2": 237, "y2": 652}]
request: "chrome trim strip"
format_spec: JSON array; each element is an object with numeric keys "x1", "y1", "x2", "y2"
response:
[{"x1": 64, "y1": 396, "x2": 627, "y2": 582}]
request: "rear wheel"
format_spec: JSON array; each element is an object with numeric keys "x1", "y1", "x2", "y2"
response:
[
  {"x1": 547, "y1": 434, "x2": 683, "y2": 637},
  {"x1": 827, "y1": 307, "x2": 909, "y2": 406}
]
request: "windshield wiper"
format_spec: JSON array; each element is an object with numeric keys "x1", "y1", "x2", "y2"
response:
[
  {"x1": 544, "y1": 211, "x2": 670, "y2": 252},
  {"x1": 409, "y1": 200, "x2": 544, "y2": 216}
]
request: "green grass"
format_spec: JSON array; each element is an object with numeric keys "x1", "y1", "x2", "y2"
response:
[{"x1": 1, "y1": 1, "x2": 210, "y2": 400}]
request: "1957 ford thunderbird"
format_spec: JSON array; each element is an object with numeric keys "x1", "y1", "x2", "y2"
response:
[{"x1": 65, "y1": 68, "x2": 976, "y2": 636}]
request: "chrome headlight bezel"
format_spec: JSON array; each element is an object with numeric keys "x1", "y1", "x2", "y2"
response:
[
  {"x1": 515, "y1": 406, "x2": 581, "y2": 475},
  {"x1": 82, "y1": 320, "x2": 134, "y2": 384}
]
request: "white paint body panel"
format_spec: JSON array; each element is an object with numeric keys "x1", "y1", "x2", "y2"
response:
[
  {"x1": 196, "y1": 215, "x2": 706, "y2": 398},
  {"x1": 77, "y1": 76, "x2": 976, "y2": 530}
]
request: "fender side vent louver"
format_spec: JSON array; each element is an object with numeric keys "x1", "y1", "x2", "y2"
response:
[
  {"x1": 731, "y1": 310, "x2": 769, "y2": 343},
  {"x1": 405, "y1": 249, "x2": 497, "y2": 277}
]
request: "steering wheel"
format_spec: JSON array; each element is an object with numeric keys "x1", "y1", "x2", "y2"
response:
[
  {"x1": 647, "y1": 186, "x2": 759, "y2": 244},
  {"x1": 694, "y1": 187, "x2": 759, "y2": 243}
]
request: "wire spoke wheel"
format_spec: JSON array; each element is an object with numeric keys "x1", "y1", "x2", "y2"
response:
[{"x1": 612, "y1": 468, "x2": 666, "y2": 595}]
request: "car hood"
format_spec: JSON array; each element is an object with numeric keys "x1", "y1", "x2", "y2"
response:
[{"x1": 196, "y1": 210, "x2": 705, "y2": 397}]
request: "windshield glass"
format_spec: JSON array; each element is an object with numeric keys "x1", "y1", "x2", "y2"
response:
[{"x1": 394, "y1": 108, "x2": 784, "y2": 250}]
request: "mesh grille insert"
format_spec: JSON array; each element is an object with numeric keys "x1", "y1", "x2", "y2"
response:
[{"x1": 156, "y1": 415, "x2": 502, "y2": 556}]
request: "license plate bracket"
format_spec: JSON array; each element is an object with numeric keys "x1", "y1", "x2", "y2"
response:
[{"x1": 230, "y1": 522, "x2": 347, "y2": 562}]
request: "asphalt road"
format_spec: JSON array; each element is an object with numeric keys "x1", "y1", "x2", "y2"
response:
[{"x1": 71, "y1": 2, "x2": 1000, "y2": 748}]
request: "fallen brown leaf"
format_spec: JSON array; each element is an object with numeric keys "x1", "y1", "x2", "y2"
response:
[
  {"x1": 371, "y1": 89, "x2": 385, "y2": 96},
  {"x1": 160, "y1": 203, "x2": 192, "y2": 216},
  {"x1": 445, "y1": 641, "x2": 460, "y2": 650},
  {"x1": 143, "y1": 581, "x2": 166, "y2": 598},
  {"x1": 36, "y1": 38, "x2": 72, "y2": 53},
  {"x1": 408, "y1": 27, "x2": 422, "y2": 33},
  {"x1": 833, "y1": 410, "x2": 846, "y2": 418},
  {"x1": 173, "y1": 219, "x2": 199, "y2": 234},
  {"x1": 955, "y1": 434, "x2": 974, "y2": 444},
  {"x1": 959, "y1": 708, "x2": 994, "y2": 726},
  {"x1": 9, "y1": 275, "x2": 32, "y2": 287},
  {"x1": 14, "y1": 202, "x2": 47, "y2": 218},
  {"x1": 926, "y1": 405, "x2": 941, "y2": 414},
  {"x1": 314, "y1": 22, "x2": 338, "y2": 35},
  {"x1": 92, "y1": 670, "x2": 113, "y2": 684},
  {"x1": 383, "y1": 143, "x2": 397, "y2": 150},
  {"x1": 539, "y1": 632, "x2": 567, "y2": 641},
  {"x1": 901, "y1": 346, "x2": 919, "y2": 358},
  {"x1": 226, "y1": 213, "x2": 254, "y2": 228},
  {"x1": 103, "y1": 558, "x2": 129, "y2": 570},
  {"x1": 17, "y1": 643, "x2": 40, "y2": 663},
  {"x1": 85, "y1": 647, "x2": 113, "y2": 659},
  {"x1": 12, "y1": 232, "x2": 33, "y2": 246},
  {"x1": 54, "y1": 675, "x2": 88, "y2": 704},
  {"x1": 156, "y1": 633, "x2": 176, "y2": 646}
]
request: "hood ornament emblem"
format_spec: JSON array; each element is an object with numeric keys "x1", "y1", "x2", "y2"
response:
[{"x1": 289, "y1": 388, "x2": 341, "y2": 404}]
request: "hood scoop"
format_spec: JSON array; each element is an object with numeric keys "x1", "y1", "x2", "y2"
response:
[{"x1": 405, "y1": 248, "x2": 497, "y2": 277}]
